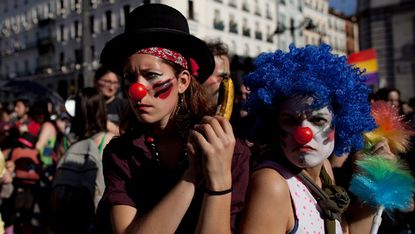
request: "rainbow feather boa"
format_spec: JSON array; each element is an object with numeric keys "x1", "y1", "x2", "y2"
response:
[
  {"x1": 349, "y1": 156, "x2": 414, "y2": 211},
  {"x1": 350, "y1": 101, "x2": 414, "y2": 212},
  {"x1": 364, "y1": 101, "x2": 414, "y2": 154}
]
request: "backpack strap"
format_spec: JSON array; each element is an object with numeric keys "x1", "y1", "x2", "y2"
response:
[
  {"x1": 297, "y1": 168, "x2": 350, "y2": 234},
  {"x1": 98, "y1": 132, "x2": 107, "y2": 154}
]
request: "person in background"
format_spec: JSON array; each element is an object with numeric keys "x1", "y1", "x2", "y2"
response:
[
  {"x1": 0, "y1": 99, "x2": 41, "y2": 159},
  {"x1": 53, "y1": 112, "x2": 72, "y2": 159},
  {"x1": 50, "y1": 87, "x2": 114, "y2": 234},
  {"x1": 239, "y1": 44, "x2": 395, "y2": 234},
  {"x1": 373, "y1": 87, "x2": 403, "y2": 114},
  {"x1": 94, "y1": 4, "x2": 250, "y2": 234},
  {"x1": 231, "y1": 82, "x2": 257, "y2": 150},
  {"x1": 94, "y1": 67, "x2": 128, "y2": 136},
  {"x1": 0, "y1": 149, "x2": 14, "y2": 234},
  {"x1": 6, "y1": 132, "x2": 40, "y2": 234},
  {"x1": 202, "y1": 39, "x2": 231, "y2": 106},
  {"x1": 0, "y1": 106, "x2": 12, "y2": 148},
  {"x1": 203, "y1": 40, "x2": 255, "y2": 151},
  {"x1": 9, "y1": 99, "x2": 41, "y2": 142},
  {"x1": 31, "y1": 101, "x2": 57, "y2": 174},
  {"x1": 29, "y1": 100, "x2": 59, "y2": 233}
]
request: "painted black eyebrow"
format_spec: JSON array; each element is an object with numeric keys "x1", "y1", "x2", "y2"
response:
[{"x1": 153, "y1": 78, "x2": 173, "y2": 88}]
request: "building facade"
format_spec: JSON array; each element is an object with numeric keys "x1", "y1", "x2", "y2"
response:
[
  {"x1": 327, "y1": 9, "x2": 347, "y2": 55},
  {"x1": 358, "y1": 0, "x2": 415, "y2": 99},
  {"x1": 345, "y1": 16, "x2": 359, "y2": 55},
  {"x1": 0, "y1": 0, "x2": 352, "y2": 102},
  {"x1": 303, "y1": 0, "x2": 328, "y2": 46},
  {"x1": 274, "y1": 0, "x2": 306, "y2": 50},
  {"x1": 0, "y1": 0, "x2": 279, "y2": 101}
]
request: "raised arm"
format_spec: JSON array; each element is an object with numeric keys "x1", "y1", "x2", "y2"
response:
[{"x1": 189, "y1": 116, "x2": 235, "y2": 234}]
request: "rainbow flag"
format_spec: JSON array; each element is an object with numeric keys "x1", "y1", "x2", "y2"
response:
[{"x1": 347, "y1": 48, "x2": 379, "y2": 85}]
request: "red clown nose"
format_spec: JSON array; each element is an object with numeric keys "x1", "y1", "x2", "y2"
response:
[
  {"x1": 293, "y1": 127, "x2": 313, "y2": 144},
  {"x1": 129, "y1": 83, "x2": 147, "y2": 102}
]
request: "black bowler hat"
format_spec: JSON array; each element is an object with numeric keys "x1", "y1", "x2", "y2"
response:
[{"x1": 100, "y1": 4, "x2": 214, "y2": 83}]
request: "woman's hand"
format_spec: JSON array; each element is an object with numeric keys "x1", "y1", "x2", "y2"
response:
[
  {"x1": 188, "y1": 115, "x2": 235, "y2": 191},
  {"x1": 370, "y1": 138, "x2": 396, "y2": 161}
]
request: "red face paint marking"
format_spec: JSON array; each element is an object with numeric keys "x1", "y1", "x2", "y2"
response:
[
  {"x1": 153, "y1": 78, "x2": 174, "y2": 99},
  {"x1": 327, "y1": 129, "x2": 335, "y2": 142}
]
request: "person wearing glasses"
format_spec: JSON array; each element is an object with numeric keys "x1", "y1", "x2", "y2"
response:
[{"x1": 94, "y1": 67, "x2": 128, "y2": 136}]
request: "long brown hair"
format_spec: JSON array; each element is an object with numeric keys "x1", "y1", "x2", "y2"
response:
[{"x1": 71, "y1": 87, "x2": 107, "y2": 139}]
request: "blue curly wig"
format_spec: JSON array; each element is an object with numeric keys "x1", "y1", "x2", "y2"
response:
[{"x1": 244, "y1": 44, "x2": 377, "y2": 155}]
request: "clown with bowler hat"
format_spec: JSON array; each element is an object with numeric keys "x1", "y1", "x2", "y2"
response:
[{"x1": 94, "y1": 4, "x2": 251, "y2": 234}]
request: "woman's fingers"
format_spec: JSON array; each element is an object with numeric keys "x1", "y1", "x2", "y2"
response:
[
  {"x1": 370, "y1": 138, "x2": 396, "y2": 160},
  {"x1": 192, "y1": 117, "x2": 235, "y2": 155},
  {"x1": 189, "y1": 116, "x2": 235, "y2": 190}
]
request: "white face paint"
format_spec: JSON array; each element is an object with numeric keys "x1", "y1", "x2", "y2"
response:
[{"x1": 278, "y1": 96, "x2": 335, "y2": 168}]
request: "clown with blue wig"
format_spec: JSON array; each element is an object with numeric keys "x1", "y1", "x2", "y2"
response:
[{"x1": 238, "y1": 44, "x2": 406, "y2": 234}]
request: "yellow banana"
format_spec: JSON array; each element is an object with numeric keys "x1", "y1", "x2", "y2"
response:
[
  {"x1": 217, "y1": 77, "x2": 234, "y2": 120},
  {"x1": 0, "y1": 151, "x2": 5, "y2": 178}
]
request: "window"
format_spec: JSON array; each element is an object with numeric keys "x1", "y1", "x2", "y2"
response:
[
  {"x1": 266, "y1": 25, "x2": 273, "y2": 43},
  {"x1": 122, "y1": 5, "x2": 130, "y2": 26},
  {"x1": 90, "y1": 15, "x2": 95, "y2": 34},
  {"x1": 266, "y1": 3, "x2": 272, "y2": 19},
  {"x1": 188, "y1": 1, "x2": 194, "y2": 20},
  {"x1": 74, "y1": 20, "x2": 80, "y2": 38},
  {"x1": 229, "y1": 15, "x2": 238, "y2": 33},
  {"x1": 242, "y1": 18, "x2": 250, "y2": 37},
  {"x1": 60, "y1": 24, "x2": 65, "y2": 41},
  {"x1": 91, "y1": 45, "x2": 95, "y2": 59},
  {"x1": 60, "y1": 52, "x2": 65, "y2": 66},
  {"x1": 229, "y1": 0, "x2": 237, "y2": 8},
  {"x1": 242, "y1": 1, "x2": 249, "y2": 12},
  {"x1": 254, "y1": 0, "x2": 261, "y2": 16},
  {"x1": 213, "y1": 9, "x2": 224, "y2": 30},
  {"x1": 60, "y1": 0, "x2": 65, "y2": 10},
  {"x1": 75, "y1": 49, "x2": 82, "y2": 64},
  {"x1": 255, "y1": 22, "x2": 262, "y2": 40},
  {"x1": 105, "y1": 10, "x2": 112, "y2": 30}
]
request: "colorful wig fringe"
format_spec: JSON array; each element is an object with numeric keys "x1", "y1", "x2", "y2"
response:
[{"x1": 244, "y1": 44, "x2": 377, "y2": 155}]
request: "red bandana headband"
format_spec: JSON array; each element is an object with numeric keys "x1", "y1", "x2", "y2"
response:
[
  {"x1": 136, "y1": 47, "x2": 199, "y2": 76},
  {"x1": 136, "y1": 47, "x2": 188, "y2": 69}
]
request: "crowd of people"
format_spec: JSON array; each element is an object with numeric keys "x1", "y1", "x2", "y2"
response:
[{"x1": 0, "y1": 3, "x2": 414, "y2": 234}]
